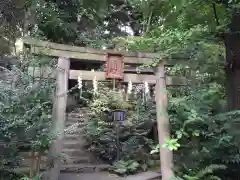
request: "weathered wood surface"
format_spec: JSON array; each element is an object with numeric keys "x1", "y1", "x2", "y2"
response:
[
  {"x1": 30, "y1": 46, "x2": 155, "y2": 64},
  {"x1": 28, "y1": 67, "x2": 187, "y2": 86},
  {"x1": 22, "y1": 37, "x2": 158, "y2": 58},
  {"x1": 154, "y1": 65, "x2": 174, "y2": 180},
  {"x1": 48, "y1": 57, "x2": 70, "y2": 180},
  {"x1": 21, "y1": 37, "x2": 162, "y2": 64}
]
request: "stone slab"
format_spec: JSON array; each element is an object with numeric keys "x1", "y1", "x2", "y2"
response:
[
  {"x1": 59, "y1": 171, "x2": 161, "y2": 180},
  {"x1": 125, "y1": 171, "x2": 161, "y2": 180},
  {"x1": 59, "y1": 172, "x2": 123, "y2": 180}
]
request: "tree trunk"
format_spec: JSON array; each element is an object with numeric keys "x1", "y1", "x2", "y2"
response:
[{"x1": 225, "y1": 12, "x2": 240, "y2": 110}]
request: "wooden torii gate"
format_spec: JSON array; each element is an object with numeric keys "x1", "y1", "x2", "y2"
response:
[{"x1": 22, "y1": 38, "x2": 187, "y2": 180}]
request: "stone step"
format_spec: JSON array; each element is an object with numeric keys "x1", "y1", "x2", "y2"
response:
[
  {"x1": 63, "y1": 134, "x2": 84, "y2": 141},
  {"x1": 13, "y1": 164, "x2": 109, "y2": 174},
  {"x1": 68, "y1": 112, "x2": 84, "y2": 116},
  {"x1": 20, "y1": 156, "x2": 94, "y2": 166},
  {"x1": 62, "y1": 149, "x2": 89, "y2": 157},
  {"x1": 59, "y1": 172, "x2": 162, "y2": 180},
  {"x1": 64, "y1": 127, "x2": 84, "y2": 135},
  {"x1": 9, "y1": 166, "x2": 43, "y2": 174},
  {"x1": 20, "y1": 155, "x2": 96, "y2": 167},
  {"x1": 62, "y1": 140, "x2": 86, "y2": 149},
  {"x1": 67, "y1": 117, "x2": 85, "y2": 122},
  {"x1": 62, "y1": 156, "x2": 95, "y2": 164},
  {"x1": 19, "y1": 151, "x2": 48, "y2": 157},
  {"x1": 59, "y1": 172, "x2": 123, "y2": 180},
  {"x1": 60, "y1": 164, "x2": 109, "y2": 173},
  {"x1": 20, "y1": 158, "x2": 47, "y2": 167},
  {"x1": 20, "y1": 162, "x2": 47, "y2": 169},
  {"x1": 67, "y1": 113, "x2": 87, "y2": 118},
  {"x1": 65, "y1": 121, "x2": 84, "y2": 127},
  {"x1": 124, "y1": 171, "x2": 162, "y2": 180},
  {"x1": 69, "y1": 107, "x2": 89, "y2": 112}
]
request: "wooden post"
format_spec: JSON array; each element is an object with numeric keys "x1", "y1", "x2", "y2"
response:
[
  {"x1": 47, "y1": 57, "x2": 70, "y2": 180},
  {"x1": 155, "y1": 65, "x2": 174, "y2": 180}
]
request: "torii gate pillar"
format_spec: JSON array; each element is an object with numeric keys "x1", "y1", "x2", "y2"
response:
[
  {"x1": 155, "y1": 65, "x2": 174, "y2": 180},
  {"x1": 47, "y1": 57, "x2": 70, "y2": 180}
]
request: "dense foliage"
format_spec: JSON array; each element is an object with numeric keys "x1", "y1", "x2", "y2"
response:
[
  {"x1": 168, "y1": 83, "x2": 240, "y2": 179},
  {"x1": 84, "y1": 84, "x2": 158, "y2": 175},
  {"x1": 0, "y1": 63, "x2": 55, "y2": 179},
  {"x1": 2, "y1": 0, "x2": 240, "y2": 179},
  {"x1": 82, "y1": 78, "x2": 240, "y2": 179}
]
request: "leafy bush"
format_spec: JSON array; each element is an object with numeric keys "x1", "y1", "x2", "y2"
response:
[
  {"x1": 0, "y1": 65, "x2": 55, "y2": 176},
  {"x1": 172, "y1": 164, "x2": 227, "y2": 180},
  {"x1": 83, "y1": 79, "x2": 240, "y2": 178},
  {"x1": 168, "y1": 82, "x2": 240, "y2": 179},
  {"x1": 84, "y1": 84, "x2": 157, "y2": 174},
  {"x1": 110, "y1": 160, "x2": 140, "y2": 175}
]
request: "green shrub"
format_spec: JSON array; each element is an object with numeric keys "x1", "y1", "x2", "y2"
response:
[
  {"x1": 172, "y1": 164, "x2": 227, "y2": 180},
  {"x1": 84, "y1": 84, "x2": 157, "y2": 173},
  {"x1": 0, "y1": 65, "x2": 54, "y2": 177},
  {"x1": 110, "y1": 160, "x2": 140, "y2": 175}
]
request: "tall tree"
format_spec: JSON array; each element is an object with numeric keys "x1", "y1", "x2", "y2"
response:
[{"x1": 225, "y1": 7, "x2": 240, "y2": 110}]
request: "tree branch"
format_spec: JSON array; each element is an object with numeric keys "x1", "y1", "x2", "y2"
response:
[{"x1": 212, "y1": 3, "x2": 220, "y2": 26}]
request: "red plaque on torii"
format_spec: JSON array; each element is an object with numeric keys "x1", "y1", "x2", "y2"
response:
[{"x1": 104, "y1": 53, "x2": 124, "y2": 79}]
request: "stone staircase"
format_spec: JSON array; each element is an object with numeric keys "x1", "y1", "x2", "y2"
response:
[
  {"x1": 61, "y1": 108, "x2": 109, "y2": 173},
  {"x1": 20, "y1": 108, "x2": 109, "y2": 173}
]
